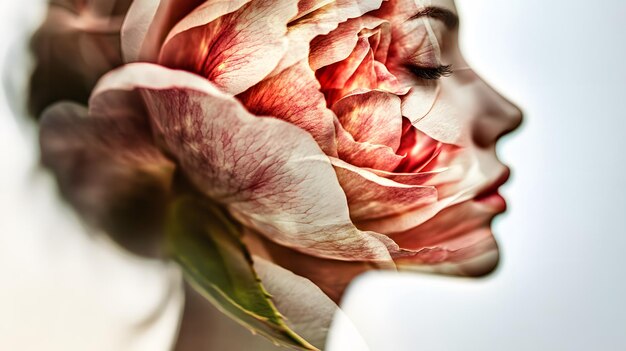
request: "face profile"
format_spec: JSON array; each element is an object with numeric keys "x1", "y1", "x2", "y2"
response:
[
  {"x1": 376, "y1": 0, "x2": 524, "y2": 276},
  {"x1": 30, "y1": 0, "x2": 523, "y2": 349}
]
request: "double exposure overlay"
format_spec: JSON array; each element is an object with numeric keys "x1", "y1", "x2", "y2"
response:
[{"x1": 31, "y1": 0, "x2": 522, "y2": 349}]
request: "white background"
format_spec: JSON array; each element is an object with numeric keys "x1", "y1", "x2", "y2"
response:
[{"x1": 1, "y1": 1, "x2": 626, "y2": 350}]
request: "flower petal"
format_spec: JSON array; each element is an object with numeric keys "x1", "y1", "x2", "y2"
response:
[
  {"x1": 335, "y1": 119, "x2": 404, "y2": 171},
  {"x1": 270, "y1": 0, "x2": 385, "y2": 76},
  {"x1": 317, "y1": 35, "x2": 405, "y2": 105},
  {"x1": 294, "y1": 0, "x2": 335, "y2": 20},
  {"x1": 394, "y1": 118, "x2": 462, "y2": 174},
  {"x1": 369, "y1": 166, "x2": 463, "y2": 187},
  {"x1": 309, "y1": 15, "x2": 387, "y2": 71},
  {"x1": 390, "y1": 202, "x2": 500, "y2": 276},
  {"x1": 374, "y1": 61, "x2": 408, "y2": 94},
  {"x1": 39, "y1": 101, "x2": 174, "y2": 256},
  {"x1": 317, "y1": 37, "x2": 371, "y2": 93},
  {"x1": 238, "y1": 61, "x2": 337, "y2": 156},
  {"x1": 330, "y1": 158, "x2": 436, "y2": 221},
  {"x1": 243, "y1": 228, "x2": 377, "y2": 303},
  {"x1": 332, "y1": 90, "x2": 402, "y2": 151},
  {"x1": 356, "y1": 148, "x2": 500, "y2": 234},
  {"x1": 120, "y1": 0, "x2": 204, "y2": 62},
  {"x1": 158, "y1": 0, "x2": 297, "y2": 95},
  {"x1": 252, "y1": 256, "x2": 338, "y2": 349},
  {"x1": 94, "y1": 63, "x2": 396, "y2": 262}
]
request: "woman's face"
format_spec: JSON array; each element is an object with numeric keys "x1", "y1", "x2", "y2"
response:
[{"x1": 387, "y1": 0, "x2": 523, "y2": 274}]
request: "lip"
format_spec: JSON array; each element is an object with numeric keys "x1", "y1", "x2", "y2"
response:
[{"x1": 474, "y1": 167, "x2": 511, "y2": 211}]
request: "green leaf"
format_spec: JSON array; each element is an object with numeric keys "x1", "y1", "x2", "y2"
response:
[{"x1": 166, "y1": 196, "x2": 318, "y2": 350}]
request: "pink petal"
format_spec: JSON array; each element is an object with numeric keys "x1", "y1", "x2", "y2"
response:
[
  {"x1": 161, "y1": 0, "x2": 251, "y2": 40},
  {"x1": 309, "y1": 15, "x2": 387, "y2": 71},
  {"x1": 158, "y1": 0, "x2": 297, "y2": 95},
  {"x1": 370, "y1": 21, "x2": 391, "y2": 64},
  {"x1": 335, "y1": 119, "x2": 404, "y2": 171},
  {"x1": 317, "y1": 32, "x2": 405, "y2": 105},
  {"x1": 390, "y1": 202, "x2": 500, "y2": 276},
  {"x1": 252, "y1": 256, "x2": 338, "y2": 349},
  {"x1": 331, "y1": 158, "x2": 436, "y2": 221},
  {"x1": 238, "y1": 61, "x2": 337, "y2": 156},
  {"x1": 374, "y1": 61, "x2": 408, "y2": 94},
  {"x1": 333, "y1": 90, "x2": 402, "y2": 151},
  {"x1": 294, "y1": 0, "x2": 335, "y2": 20},
  {"x1": 372, "y1": 0, "x2": 421, "y2": 22},
  {"x1": 369, "y1": 167, "x2": 463, "y2": 188},
  {"x1": 94, "y1": 63, "x2": 397, "y2": 262},
  {"x1": 356, "y1": 195, "x2": 459, "y2": 234},
  {"x1": 270, "y1": 0, "x2": 385, "y2": 76},
  {"x1": 356, "y1": 148, "x2": 501, "y2": 234},
  {"x1": 394, "y1": 118, "x2": 462, "y2": 173},
  {"x1": 243, "y1": 228, "x2": 378, "y2": 303},
  {"x1": 317, "y1": 37, "x2": 371, "y2": 91},
  {"x1": 121, "y1": 0, "x2": 204, "y2": 62}
]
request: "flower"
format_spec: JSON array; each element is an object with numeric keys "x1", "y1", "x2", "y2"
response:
[
  {"x1": 29, "y1": 0, "x2": 133, "y2": 115},
  {"x1": 36, "y1": 0, "x2": 509, "y2": 348}
]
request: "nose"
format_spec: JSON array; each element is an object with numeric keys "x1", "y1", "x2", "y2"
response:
[{"x1": 471, "y1": 77, "x2": 524, "y2": 147}]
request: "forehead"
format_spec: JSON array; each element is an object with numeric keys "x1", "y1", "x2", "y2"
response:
[{"x1": 421, "y1": 0, "x2": 457, "y2": 14}]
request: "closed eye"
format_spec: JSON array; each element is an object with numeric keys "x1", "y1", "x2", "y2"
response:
[{"x1": 406, "y1": 64, "x2": 453, "y2": 80}]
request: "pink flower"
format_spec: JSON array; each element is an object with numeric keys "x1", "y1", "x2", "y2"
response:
[{"x1": 37, "y1": 0, "x2": 522, "y2": 348}]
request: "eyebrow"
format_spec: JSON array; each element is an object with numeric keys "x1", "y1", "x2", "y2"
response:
[{"x1": 409, "y1": 6, "x2": 459, "y2": 29}]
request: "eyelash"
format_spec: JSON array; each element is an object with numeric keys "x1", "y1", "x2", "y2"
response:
[{"x1": 406, "y1": 64, "x2": 453, "y2": 80}]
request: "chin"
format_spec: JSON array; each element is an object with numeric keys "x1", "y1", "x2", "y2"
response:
[{"x1": 391, "y1": 199, "x2": 503, "y2": 277}]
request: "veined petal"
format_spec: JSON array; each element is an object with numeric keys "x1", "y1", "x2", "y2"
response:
[
  {"x1": 391, "y1": 202, "x2": 500, "y2": 276},
  {"x1": 238, "y1": 61, "x2": 337, "y2": 156},
  {"x1": 294, "y1": 0, "x2": 335, "y2": 20},
  {"x1": 161, "y1": 0, "x2": 250, "y2": 41},
  {"x1": 335, "y1": 119, "x2": 404, "y2": 172},
  {"x1": 243, "y1": 228, "x2": 380, "y2": 303},
  {"x1": 330, "y1": 158, "x2": 436, "y2": 221},
  {"x1": 94, "y1": 63, "x2": 396, "y2": 262},
  {"x1": 369, "y1": 166, "x2": 463, "y2": 187},
  {"x1": 158, "y1": 0, "x2": 297, "y2": 95},
  {"x1": 355, "y1": 193, "x2": 461, "y2": 234},
  {"x1": 120, "y1": 0, "x2": 204, "y2": 62},
  {"x1": 372, "y1": 0, "x2": 421, "y2": 22},
  {"x1": 394, "y1": 118, "x2": 461, "y2": 174},
  {"x1": 317, "y1": 37, "x2": 371, "y2": 92},
  {"x1": 373, "y1": 61, "x2": 410, "y2": 95},
  {"x1": 270, "y1": 0, "x2": 385, "y2": 76},
  {"x1": 309, "y1": 15, "x2": 387, "y2": 71},
  {"x1": 356, "y1": 148, "x2": 499, "y2": 234},
  {"x1": 332, "y1": 90, "x2": 402, "y2": 151}
]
